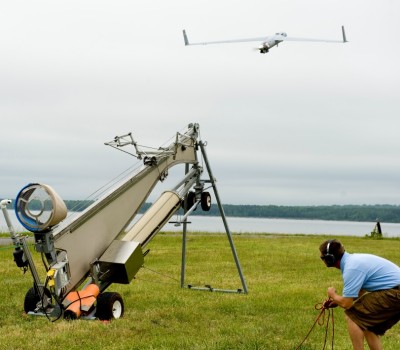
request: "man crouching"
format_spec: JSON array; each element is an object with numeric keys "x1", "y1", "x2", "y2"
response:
[{"x1": 319, "y1": 239, "x2": 400, "y2": 350}]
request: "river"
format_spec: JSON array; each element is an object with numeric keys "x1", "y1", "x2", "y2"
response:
[{"x1": 1, "y1": 209, "x2": 399, "y2": 237}]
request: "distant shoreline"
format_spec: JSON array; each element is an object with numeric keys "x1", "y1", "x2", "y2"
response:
[{"x1": 2, "y1": 201, "x2": 400, "y2": 223}]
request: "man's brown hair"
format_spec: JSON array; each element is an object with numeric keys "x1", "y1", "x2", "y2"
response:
[{"x1": 319, "y1": 239, "x2": 345, "y2": 259}]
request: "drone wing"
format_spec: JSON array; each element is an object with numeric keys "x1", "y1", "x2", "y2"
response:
[
  {"x1": 183, "y1": 30, "x2": 269, "y2": 46},
  {"x1": 282, "y1": 26, "x2": 347, "y2": 43}
]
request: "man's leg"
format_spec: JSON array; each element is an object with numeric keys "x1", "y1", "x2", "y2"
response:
[
  {"x1": 345, "y1": 315, "x2": 365, "y2": 350},
  {"x1": 364, "y1": 331, "x2": 382, "y2": 350}
]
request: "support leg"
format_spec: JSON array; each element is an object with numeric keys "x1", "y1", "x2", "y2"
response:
[
  {"x1": 180, "y1": 164, "x2": 190, "y2": 288},
  {"x1": 199, "y1": 141, "x2": 248, "y2": 293}
]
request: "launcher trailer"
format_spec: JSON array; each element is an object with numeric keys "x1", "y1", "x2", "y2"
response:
[{"x1": 1, "y1": 123, "x2": 247, "y2": 321}]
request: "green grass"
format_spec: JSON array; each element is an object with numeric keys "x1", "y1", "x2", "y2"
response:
[{"x1": 0, "y1": 233, "x2": 399, "y2": 349}]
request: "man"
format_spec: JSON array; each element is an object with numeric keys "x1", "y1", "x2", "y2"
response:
[{"x1": 319, "y1": 239, "x2": 400, "y2": 350}]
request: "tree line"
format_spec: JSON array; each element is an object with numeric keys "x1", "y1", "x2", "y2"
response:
[
  {"x1": 191, "y1": 204, "x2": 400, "y2": 223},
  {"x1": 66, "y1": 201, "x2": 400, "y2": 223},
  {"x1": 3, "y1": 199, "x2": 399, "y2": 223}
]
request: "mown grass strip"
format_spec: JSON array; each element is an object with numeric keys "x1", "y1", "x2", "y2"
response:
[{"x1": 0, "y1": 233, "x2": 399, "y2": 349}]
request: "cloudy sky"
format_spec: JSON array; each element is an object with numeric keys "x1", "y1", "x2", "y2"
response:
[{"x1": 1, "y1": 1, "x2": 399, "y2": 206}]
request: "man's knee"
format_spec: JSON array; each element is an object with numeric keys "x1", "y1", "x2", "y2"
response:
[
  {"x1": 345, "y1": 314, "x2": 354, "y2": 324},
  {"x1": 345, "y1": 314, "x2": 364, "y2": 333}
]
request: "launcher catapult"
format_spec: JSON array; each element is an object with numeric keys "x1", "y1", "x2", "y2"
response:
[{"x1": 1, "y1": 123, "x2": 247, "y2": 321}]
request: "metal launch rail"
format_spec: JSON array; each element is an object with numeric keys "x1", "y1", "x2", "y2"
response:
[{"x1": 1, "y1": 123, "x2": 247, "y2": 321}]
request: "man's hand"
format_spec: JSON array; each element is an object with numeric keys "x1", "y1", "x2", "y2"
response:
[
  {"x1": 323, "y1": 299, "x2": 338, "y2": 309},
  {"x1": 326, "y1": 286, "x2": 354, "y2": 309},
  {"x1": 327, "y1": 287, "x2": 337, "y2": 299}
]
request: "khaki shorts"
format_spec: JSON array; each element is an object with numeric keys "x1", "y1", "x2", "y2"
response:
[{"x1": 345, "y1": 287, "x2": 400, "y2": 335}]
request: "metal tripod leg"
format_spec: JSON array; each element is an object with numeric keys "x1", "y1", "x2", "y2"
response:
[
  {"x1": 180, "y1": 142, "x2": 248, "y2": 294},
  {"x1": 180, "y1": 164, "x2": 189, "y2": 289}
]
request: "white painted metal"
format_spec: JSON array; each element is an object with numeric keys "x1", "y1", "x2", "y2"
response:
[{"x1": 122, "y1": 191, "x2": 181, "y2": 247}]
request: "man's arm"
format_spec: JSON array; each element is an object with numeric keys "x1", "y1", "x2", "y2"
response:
[{"x1": 327, "y1": 287, "x2": 354, "y2": 309}]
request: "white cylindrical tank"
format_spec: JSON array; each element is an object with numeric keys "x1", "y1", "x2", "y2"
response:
[{"x1": 122, "y1": 191, "x2": 181, "y2": 247}]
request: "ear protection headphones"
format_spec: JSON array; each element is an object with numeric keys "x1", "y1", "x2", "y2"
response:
[{"x1": 324, "y1": 240, "x2": 336, "y2": 267}]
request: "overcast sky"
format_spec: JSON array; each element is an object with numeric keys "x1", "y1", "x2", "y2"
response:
[{"x1": 1, "y1": 1, "x2": 399, "y2": 206}]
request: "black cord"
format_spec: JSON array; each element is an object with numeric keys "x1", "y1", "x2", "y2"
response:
[
  {"x1": 38, "y1": 276, "x2": 54, "y2": 322},
  {"x1": 41, "y1": 252, "x2": 49, "y2": 271},
  {"x1": 141, "y1": 266, "x2": 180, "y2": 283}
]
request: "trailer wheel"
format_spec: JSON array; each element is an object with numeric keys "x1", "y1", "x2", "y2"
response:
[
  {"x1": 201, "y1": 192, "x2": 212, "y2": 211},
  {"x1": 96, "y1": 292, "x2": 124, "y2": 320},
  {"x1": 24, "y1": 287, "x2": 52, "y2": 313}
]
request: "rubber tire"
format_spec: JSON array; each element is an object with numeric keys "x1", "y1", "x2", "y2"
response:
[
  {"x1": 95, "y1": 292, "x2": 124, "y2": 320},
  {"x1": 24, "y1": 287, "x2": 52, "y2": 313},
  {"x1": 201, "y1": 192, "x2": 212, "y2": 211}
]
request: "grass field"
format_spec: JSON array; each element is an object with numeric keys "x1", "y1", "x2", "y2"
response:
[{"x1": 0, "y1": 232, "x2": 399, "y2": 349}]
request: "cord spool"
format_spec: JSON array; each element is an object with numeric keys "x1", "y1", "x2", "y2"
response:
[{"x1": 15, "y1": 183, "x2": 67, "y2": 232}]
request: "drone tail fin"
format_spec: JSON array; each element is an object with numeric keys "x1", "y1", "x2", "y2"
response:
[
  {"x1": 342, "y1": 26, "x2": 348, "y2": 43},
  {"x1": 183, "y1": 30, "x2": 190, "y2": 46}
]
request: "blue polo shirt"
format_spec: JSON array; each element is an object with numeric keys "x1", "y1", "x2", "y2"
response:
[{"x1": 340, "y1": 252, "x2": 400, "y2": 298}]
